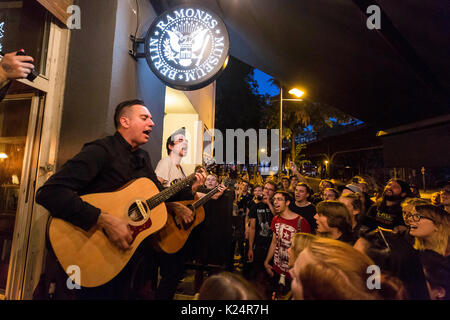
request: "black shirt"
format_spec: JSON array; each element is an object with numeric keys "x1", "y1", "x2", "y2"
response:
[
  {"x1": 363, "y1": 201, "x2": 405, "y2": 230},
  {"x1": 248, "y1": 202, "x2": 273, "y2": 250},
  {"x1": 289, "y1": 202, "x2": 317, "y2": 233},
  {"x1": 36, "y1": 132, "x2": 192, "y2": 231}
]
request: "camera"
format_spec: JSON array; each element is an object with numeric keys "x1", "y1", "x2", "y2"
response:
[
  {"x1": 256, "y1": 195, "x2": 263, "y2": 201},
  {"x1": 16, "y1": 49, "x2": 38, "y2": 82}
]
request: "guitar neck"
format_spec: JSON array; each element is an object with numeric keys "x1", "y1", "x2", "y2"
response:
[
  {"x1": 146, "y1": 173, "x2": 196, "y2": 209},
  {"x1": 192, "y1": 186, "x2": 221, "y2": 209}
]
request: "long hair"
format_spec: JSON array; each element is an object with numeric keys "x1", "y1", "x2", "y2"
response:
[
  {"x1": 296, "y1": 238, "x2": 380, "y2": 300},
  {"x1": 289, "y1": 232, "x2": 317, "y2": 267},
  {"x1": 414, "y1": 205, "x2": 450, "y2": 256}
]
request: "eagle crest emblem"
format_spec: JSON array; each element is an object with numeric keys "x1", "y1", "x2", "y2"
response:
[{"x1": 163, "y1": 24, "x2": 211, "y2": 67}]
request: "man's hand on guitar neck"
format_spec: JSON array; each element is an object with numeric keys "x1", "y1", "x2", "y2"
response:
[
  {"x1": 166, "y1": 202, "x2": 194, "y2": 224},
  {"x1": 191, "y1": 169, "x2": 207, "y2": 193},
  {"x1": 211, "y1": 183, "x2": 227, "y2": 200},
  {"x1": 97, "y1": 213, "x2": 133, "y2": 250}
]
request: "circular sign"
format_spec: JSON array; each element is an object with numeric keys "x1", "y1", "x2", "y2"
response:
[{"x1": 145, "y1": 5, "x2": 230, "y2": 91}]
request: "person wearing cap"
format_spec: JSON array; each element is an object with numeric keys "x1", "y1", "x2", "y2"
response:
[
  {"x1": 0, "y1": 50, "x2": 35, "y2": 101},
  {"x1": 361, "y1": 178, "x2": 411, "y2": 231}
]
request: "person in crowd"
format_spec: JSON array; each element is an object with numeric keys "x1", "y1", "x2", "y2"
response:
[
  {"x1": 232, "y1": 180, "x2": 252, "y2": 269},
  {"x1": 189, "y1": 172, "x2": 229, "y2": 289},
  {"x1": 280, "y1": 176, "x2": 290, "y2": 192},
  {"x1": 289, "y1": 182, "x2": 317, "y2": 232},
  {"x1": 431, "y1": 192, "x2": 441, "y2": 206},
  {"x1": 245, "y1": 185, "x2": 263, "y2": 240},
  {"x1": 341, "y1": 176, "x2": 374, "y2": 214},
  {"x1": 35, "y1": 99, "x2": 205, "y2": 299},
  {"x1": 0, "y1": 51, "x2": 35, "y2": 101},
  {"x1": 197, "y1": 271, "x2": 262, "y2": 300},
  {"x1": 289, "y1": 237, "x2": 381, "y2": 300},
  {"x1": 409, "y1": 184, "x2": 421, "y2": 198},
  {"x1": 362, "y1": 178, "x2": 410, "y2": 231},
  {"x1": 288, "y1": 232, "x2": 317, "y2": 268},
  {"x1": 405, "y1": 204, "x2": 450, "y2": 257},
  {"x1": 418, "y1": 250, "x2": 450, "y2": 300},
  {"x1": 264, "y1": 191, "x2": 311, "y2": 298},
  {"x1": 354, "y1": 227, "x2": 430, "y2": 300},
  {"x1": 401, "y1": 198, "x2": 430, "y2": 244},
  {"x1": 311, "y1": 179, "x2": 334, "y2": 205},
  {"x1": 204, "y1": 173, "x2": 219, "y2": 190},
  {"x1": 314, "y1": 200, "x2": 355, "y2": 244},
  {"x1": 437, "y1": 181, "x2": 450, "y2": 213},
  {"x1": 339, "y1": 193, "x2": 364, "y2": 234},
  {"x1": 247, "y1": 181, "x2": 276, "y2": 298},
  {"x1": 288, "y1": 175, "x2": 299, "y2": 193},
  {"x1": 323, "y1": 187, "x2": 339, "y2": 201}
]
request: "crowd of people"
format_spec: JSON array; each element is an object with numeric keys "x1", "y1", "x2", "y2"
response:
[
  {"x1": 33, "y1": 98, "x2": 449, "y2": 301},
  {"x1": 193, "y1": 167, "x2": 450, "y2": 300}
]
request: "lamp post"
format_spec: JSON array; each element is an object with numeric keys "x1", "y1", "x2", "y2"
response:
[{"x1": 278, "y1": 85, "x2": 304, "y2": 174}]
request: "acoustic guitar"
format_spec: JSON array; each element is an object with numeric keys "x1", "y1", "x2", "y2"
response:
[
  {"x1": 47, "y1": 165, "x2": 212, "y2": 288},
  {"x1": 153, "y1": 178, "x2": 231, "y2": 254}
]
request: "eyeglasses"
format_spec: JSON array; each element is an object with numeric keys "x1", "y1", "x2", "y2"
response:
[{"x1": 403, "y1": 212, "x2": 433, "y2": 223}]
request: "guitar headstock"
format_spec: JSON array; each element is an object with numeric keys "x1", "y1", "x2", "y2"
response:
[
  {"x1": 201, "y1": 158, "x2": 217, "y2": 173},
  {"x1": 221, "y1": 177, "x2": 233, "y2": 188}
]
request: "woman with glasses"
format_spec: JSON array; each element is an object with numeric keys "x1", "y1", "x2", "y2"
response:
[{"x1": 405, "y1": 204, "x2": 450, "y2": 257}]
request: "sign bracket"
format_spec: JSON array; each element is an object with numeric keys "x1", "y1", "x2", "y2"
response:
[{"x1": 129, "y1": 35, "x2": 146, "y2": 60}]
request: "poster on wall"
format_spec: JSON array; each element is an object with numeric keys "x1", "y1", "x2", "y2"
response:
[{"x1": 144, "y1": 5, "x2": 230, "y2": 91}]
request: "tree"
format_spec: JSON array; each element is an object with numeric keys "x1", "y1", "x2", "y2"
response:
[
  {"x1": 262, "y1": 81, "x2": 354, "y2": 165},
  {"x1": 214, "y1": 57, "x2": 270, "y2": 164}
]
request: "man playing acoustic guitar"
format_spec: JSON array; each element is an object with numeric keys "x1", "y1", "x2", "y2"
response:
[
  {"x1": 36, "y1": 99, "x2": 206, "y2": 299},
  {"x1": 154, "y1": 128, "x2": 225, "y2": 299}
]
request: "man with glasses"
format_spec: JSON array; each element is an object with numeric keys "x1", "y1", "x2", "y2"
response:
[
  {"x1": 247, "y1": 181, "x2": 276, "y2": 298},
  {"x1": 264, "y1": 191, "x2": 310, "y2": 298}
]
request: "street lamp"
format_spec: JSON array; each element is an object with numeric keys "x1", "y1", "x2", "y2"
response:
[{"x1": 279, "y1": 85, "x2": 305, "y2": 174}]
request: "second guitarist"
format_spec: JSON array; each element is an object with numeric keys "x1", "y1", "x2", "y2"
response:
[
  {"x1": 154, "y1": 128, "x2": 223, "y2": 300},
  {"x1": 36, "y1": 100, "x2": 206, "y2": 299}
]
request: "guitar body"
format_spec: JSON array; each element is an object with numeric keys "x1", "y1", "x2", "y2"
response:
[
  {"x1": 152, "y1": 195, "x2": 205, "y2": 254},
  {"x1": 48, "y1": 178, "x2": 167, "y2": 288}
]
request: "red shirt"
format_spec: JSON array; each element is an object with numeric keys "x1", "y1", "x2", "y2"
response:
[{"x1": 270, "y1": 214, "x2": 311, "y2": 277}]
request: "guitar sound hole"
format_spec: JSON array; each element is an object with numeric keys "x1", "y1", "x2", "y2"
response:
[{"x1": 128, "y1": 202, "x2": 148, "y2": 222}]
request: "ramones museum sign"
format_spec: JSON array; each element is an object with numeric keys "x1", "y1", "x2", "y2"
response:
[{"x1": 144, "y1": 5, "x2": 230, "y2": 91}]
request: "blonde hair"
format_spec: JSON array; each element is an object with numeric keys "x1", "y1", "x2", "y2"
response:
[
  {"x1": 289, "y1": 232, "x2": 317, "y2": 267},
  {"x1": 295, "y1": 237, "x2": 381, "y2": 300},
  {"x1": 414, "y1": 205, "x2": 450, "y2": 256}
]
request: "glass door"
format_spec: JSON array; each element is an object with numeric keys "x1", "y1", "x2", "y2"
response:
[{"x1": 0, "y1": 93, "x2": 41, "y2": 295}]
